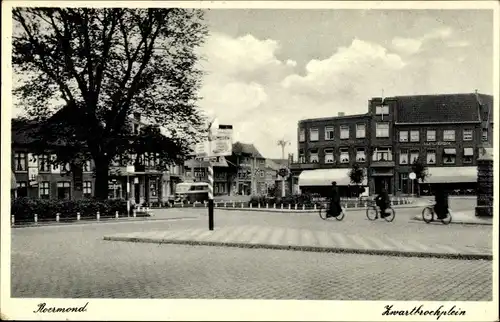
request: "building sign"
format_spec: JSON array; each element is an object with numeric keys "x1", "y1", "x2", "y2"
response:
[
  {"x1": 195, "y1": 124, "x2": 233, "y2": 158},
  {"x1": 28, "y1": 167, "x2": 39, "y2": 186},
  {"x1": 424, "y1": 142, "x2": 452, "y2": 146}
]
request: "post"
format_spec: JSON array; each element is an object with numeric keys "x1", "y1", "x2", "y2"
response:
[
  {"x1": 96, "y1": 211, "x2": 100, "y2": 221},
  {"x1": 127, "y1": 174, "x2": 130, "y2": 217},
  {"x1": 208, "y1": 164, "x2": 214, "y2": 230},
  {"x1": 34, "y1": 213, "x2": 38, "y2": 223},
  {"x1": 11, "y1": 215, "x2": 15, "y2": 226},
  {"x1": 115, "y1": 211, "x2": 119, "y2": 219},
  {"x1": 77, "y1": 212, "x2": 81, "y2": 221},
  {"x1": 56, "y1": 213, "x2": 60, "y2": 222}
]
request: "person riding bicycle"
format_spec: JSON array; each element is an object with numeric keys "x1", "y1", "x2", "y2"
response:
[
  {"x1": 434, "y1": 188, "x2": 449, "y2": 219},
  {"x1": 374, "y1": 187, "x2": 390, "y2": 218},
  {"x1": 327, "y1": 181, "x2": 342, "y2": 218}
]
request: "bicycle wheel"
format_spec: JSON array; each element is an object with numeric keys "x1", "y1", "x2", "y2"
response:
[
  {"x1": 335, "y1": 208, "x2": 346, "y2": 221},
  {"x1": 366, "y1": 206, "x2": 378, "y2": 221},
  {"x1": 318, "y1": 205, "x2": 328, "y2": 220},
  {"x1": 422, "y1": 206, "x2": 434, "y2": 223},
  {"x1": 441, "y1": 209, "x2": 452, "y2": 225},
  {"x1": 383, "y1": 207, "x2": 395, "y2": 222}
]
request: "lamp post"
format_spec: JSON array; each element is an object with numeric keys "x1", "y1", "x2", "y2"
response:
[{"x1": 277, "y1": 139, "x2": 290, "y2": 197}]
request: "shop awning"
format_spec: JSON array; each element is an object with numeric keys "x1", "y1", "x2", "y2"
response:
[
  {"x1": 425, "y1": 166, "x2": 477, "y2": 184},
  {"x1": 444, "y1": 148, "x2": 456, "y2": 155},
  {"x1": 298, "y1": 169, "x2": 367, "y2": 186}
]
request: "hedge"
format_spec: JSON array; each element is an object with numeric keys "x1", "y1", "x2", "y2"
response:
[{"x1": 11, "y1": 197, "x2": 138, "y2": 222}]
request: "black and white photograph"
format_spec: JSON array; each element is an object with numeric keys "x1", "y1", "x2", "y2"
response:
[{"x1": 1, "y1": 1, "x2": 498, "y2": 321}]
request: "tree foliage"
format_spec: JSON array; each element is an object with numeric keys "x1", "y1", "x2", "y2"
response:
[
  {"x1": 12, "y1": 8, "x2": 208, "y2": 199},
  {"x1": 411, "y1": 157, "x2": 429, "y2": 182},
  {"x1": 348, "y1": 162, "x2": 366, "y2": 186}
]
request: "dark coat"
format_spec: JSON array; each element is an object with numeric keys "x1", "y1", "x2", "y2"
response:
[
  {"x1": 329, "y1": 186, "x2": 341, "y2": 215},
  {"x1": 375, "y1": 191, "x2": 389, "y2": 208},
  {"x1": 434, "y1": 190, "x2": 449, "y2": 216}
]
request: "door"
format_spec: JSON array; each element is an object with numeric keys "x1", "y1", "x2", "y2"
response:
[{"x1": 374, "y1": 177, "x2": 391, "y2": 195}]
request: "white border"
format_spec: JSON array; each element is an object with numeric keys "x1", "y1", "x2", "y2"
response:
[{"x1": 1, "y1": 1, "x2": 499, "y2": 321}]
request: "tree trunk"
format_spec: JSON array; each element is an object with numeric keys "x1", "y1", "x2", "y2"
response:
[{"x1": 94, "y1": 157, "x2": 110, "y2": 200}]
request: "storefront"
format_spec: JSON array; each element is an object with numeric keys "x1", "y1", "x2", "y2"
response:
[
  {"x1": 422, "y1": 166, "x2": 477, "y2": 195},
  {"x1": 298, "y1": 168, "x2": 368, "y2": 197}
]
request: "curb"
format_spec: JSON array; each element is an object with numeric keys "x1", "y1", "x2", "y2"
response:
[
  {"x1": 11, "y1": 216, "x2": 198, "y2": 228},
  {"x1": 410, "y1": 218, "x2": 493, "y2": 226},
  {"x1": 103, "y1": 236, "x2": 492, "y2": 261},
  {"x1": 214, "y1": 203, "x2": 429, "y2": 213}
]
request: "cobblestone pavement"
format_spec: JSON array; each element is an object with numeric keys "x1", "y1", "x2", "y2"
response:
[{"x1": 10, "y1": 203, "x2": 493, "y2": 300}]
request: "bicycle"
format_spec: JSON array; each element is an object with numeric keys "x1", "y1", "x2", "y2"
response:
[
  {"x1": 366, "y1": 203, "x2": 395, "y2": 222},
  {"x1": 422, "y1": 205, "x2": 452, "y2": 225},
  {"x1": 318, "y1": 202, "x2": 345, "y2": 221}
]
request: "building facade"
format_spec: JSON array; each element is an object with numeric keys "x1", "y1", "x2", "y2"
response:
[{"x1": 291, "y1": 92, "x2": 494, "y2": 196}]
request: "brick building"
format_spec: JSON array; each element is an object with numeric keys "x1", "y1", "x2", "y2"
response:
[
  {"x1": 291, "y1": 92, "x2": 493, "y2": 196},
  {"x1": 11, "y1": 115, "x2": 186, "y2": 205}
]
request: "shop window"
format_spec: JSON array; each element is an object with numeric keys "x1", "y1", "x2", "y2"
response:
[
  {"x1": 399, "y1": 149, "x2": 409, "y2": 165},
  {"x1": 57, "y1": 181, "x2": 71, "y2": 200},
  {"x1": 325, "y1": 126, "x2": 334, "y2": 140},
  {"x1": 299, "y1": 128, "x2": 305, "y2": 142}
]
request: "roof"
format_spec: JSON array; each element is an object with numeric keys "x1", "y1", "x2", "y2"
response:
[
  {"x1": 232, "y1": 142, "x2": 264, "y2": 158},
  {"x1": 393, "y1": 93, "x2": 492, "y2": 124},
  {"x1": 299, "y1": 113, "x2": 369, "y2": 125}
]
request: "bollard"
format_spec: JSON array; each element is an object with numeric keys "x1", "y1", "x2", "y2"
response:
[
  {"x1": 193, "y1": 202, "x2": 196, "y2": 208},
  {"x1": 241, "y1": 202, "x2": 244, "y2": 208},
  {"x1": 281, "y1": 204, "x2": 284, "y2": 210},
  {"x1": 96, "y1": 211, "x2": 100, "y2": 221},
  {"x1": 11, "y1": 215, "x2": 15, "y2": 226},
  {"x1": 258, "y1": 203, "x2": 261, "y2": 209},
  {"x1": 295, "y1": 204, "x2": 298, "y2": 210},
  {"x1": 233, "y1": 202, "x2": 235, "y2": 208},
  {"x1": 115, "y1": 211, "x2": 119, "y2": 219},
  {"x1": 56, "y1": 213, "x2": 60, "y2": 222},
  {"x1": 288, "y1": 204, "x2": 291, "y2": 210},
  {"x1": 364, "y1": 201, "x2": 367, "y2": 208},
  {"x1": 250, "y1": 203, "x2": 253, "y2": 209},
  {"x1": 34, "y1": 213, "x2": 38, "y2": 223},
  {"x1": 133, "y1": 209, "x2": 137, "y2": 217},
  {"x1": 355, "y1": 202, "x2": 358, "y2": 208},
  {"x1": 274, "y1": 203, "x2": 276, "y2": 209},
  {"x1": 77, "y1": 212, "x2": 81, "y2": 221},
  {"x1": 302, "y1": 205, "x2": 305, "y2": 210},
  {"x1": 224, "y1": 202, "x2": 227, "y2": 207},
  {"x1": 314, "y1": 204, "x2": 316, "y2": 210},
  {"x1": 266, "y1": 203, "x2": 269, "y2": 209}
]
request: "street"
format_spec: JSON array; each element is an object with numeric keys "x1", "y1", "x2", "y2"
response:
[{"x1": 10, "y1": 198, "x2": 492, "y2": 300}]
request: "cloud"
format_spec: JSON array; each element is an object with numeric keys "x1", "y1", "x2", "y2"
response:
[
  {"x1": 446, "y1": 40, "x2": 470, "y2": 48},
  {"x1": 391, "y1": 26, "x2": 454, "y2": 55},
  {"x1": 391, "y1": 37, "x2": 422, "y2": 55}
]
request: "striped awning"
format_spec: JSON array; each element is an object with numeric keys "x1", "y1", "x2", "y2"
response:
[{"x1": 444, "y1": 148, "x2": 456, "y2": 155}]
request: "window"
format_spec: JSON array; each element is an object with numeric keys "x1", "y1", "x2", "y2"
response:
[
  {"x1": 17, "y1": 181, "x2": 28, "y2": 197},
  {"x1": 309, "y1": 149, "x2": 319, "y2": 163},
  {"x1": 376, "y1": 123, "x2": 389, "y2": 138},
  {"x1": 325, "y1": 126, "x2": 334, "y2": 140},
  {"x1": 410, "y1": 150, "x2": 419, "y2": 164},
  {"x1": 39, "y1": 181, "x2": 50, "y2": 199},
  {"x1": 399, "y1": 131, "x2": 408, "y2": 142},
  {"x1": 373, "y1": 148, "x2": 392, "y2": 162},
  {"x1": 356, "y1": 124, "x2": 366, "y2": 138},
  {"x1": 260, "y1": 170, "x2": 265, "y2": 178},
  {"x1": 324, "y1": 148, "x2": 335, "y2": 164},
  {"x1": 482, "y1": 129, "x2": 488, "y2": 142},
  {"x1": 443, "y1": 148, "x2": 456, "y2": 164},
  {"x1": 463, "y1": 129, "x2": 473, "y2": 141},
  {"x1": 299, "y1": 128, "x2": 305, "y2": 142},
  {"x1": 340, "y1": 125, "x2": 349, "y2": 139},
  {"x1": 340, "y1": 148, "x2": 349, "y2": 163},
  {"x1": 57, "y1": 182, "x2": 71, "y2": 200},
  {"x1": 410, "y1": 130, "x2": 420, "y2": 142},
  {"x1": 38, "y1": 154, "x2": 50, "y2": 172},
  {"x1": 356, "y1": 148, "x2": 366, "y2": 162},
  {"x1": 463, "y1": 148, "x2": 474, "y2": 163},
  {"x1": 309, "y1": 128, "x2": 319, "y2": 141},
  {"x1": 399, "y1": 149, "x2": 409, "y2": 165},
  {"x1": 150, "y1": 180, "x2": 158, "y2": 197},
  {"x1": 443, "y1": 130, "x2": 455, "y2": 141},
  {"x1": 83, "y1": 181, "x2": 92, "y2": 198},
  {"x1": 298, "y1": 149, "x2": 305, "y2": 163},
  {"x1": 14, "y1": 152, "x2": 27, "y2": 171},
  {"x1": 426, "y1": 150, "x2": 436, "y2": 164},
  {"x1": 426, "y1": 130, "x2": 436, "y2": 142},
  {"x1": 82, "y1": 160, "x2": 92, "y2": 172},
  {"x1": 376, "y1": 105, "x2": 389, "y2": 115}
]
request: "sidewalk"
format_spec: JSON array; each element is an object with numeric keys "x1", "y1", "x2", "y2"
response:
[
  {"x1": 103, "y1": 225, "x2": 492, "y2": 260},
  {"x1": 411, "y1": 211, "x2": 493, "y2": 226}
]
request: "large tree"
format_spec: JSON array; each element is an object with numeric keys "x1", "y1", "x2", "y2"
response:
[
  {"x1": 348, "y1": 162, "x2": 366, "y2": 197},
  {"x1": 411, "y1": 157, "x2": 429, "y2": 196},
  {"x1": 12, "y1": 8, "x2": 208, "y2": 199}
]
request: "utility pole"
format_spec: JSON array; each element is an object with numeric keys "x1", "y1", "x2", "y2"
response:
[{"x1": 277, "y1": 139, "x2": 290, "y2": 197}]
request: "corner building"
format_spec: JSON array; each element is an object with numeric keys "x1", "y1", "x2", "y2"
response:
[{"x1": 290, "y1": 92, "x2": 493, "y2": 197}]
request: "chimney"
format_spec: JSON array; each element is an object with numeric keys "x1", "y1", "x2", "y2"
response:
[{"x1": 338, "y1": 112, "x2": 345, "y2": 117}]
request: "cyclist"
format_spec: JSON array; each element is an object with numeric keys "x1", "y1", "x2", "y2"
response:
[
  {"x1": 327, "y1": 181, "x2": 342, "y2": 218},
  {"x1": 434, "y1": 188, "x2": 449, "y2": 219},
  {"x1": 374, "y1": 187, "x2": 390, "y2": 218}
]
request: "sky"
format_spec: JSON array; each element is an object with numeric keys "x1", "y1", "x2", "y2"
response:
[
  {"x1": 10, "y1": 8, "x2": 494, "y2": 160},
  {"x1": 197, "y1": 9, "x2": 494, "y2": 159}
]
